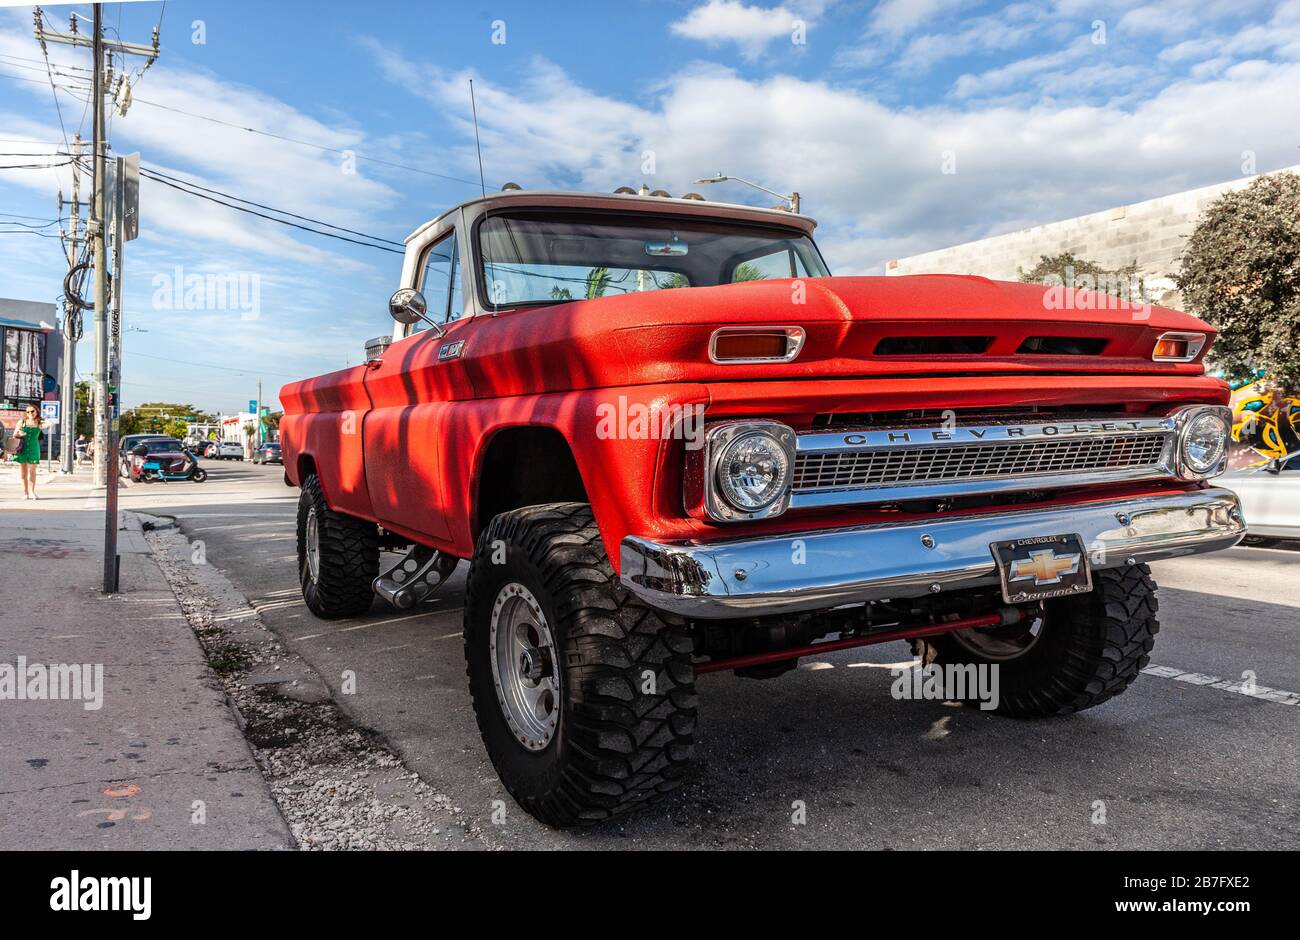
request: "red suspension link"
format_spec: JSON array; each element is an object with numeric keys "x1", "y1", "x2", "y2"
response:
[{"x1": 693, "y1": 607, "x2": 1027, "y2": 676}]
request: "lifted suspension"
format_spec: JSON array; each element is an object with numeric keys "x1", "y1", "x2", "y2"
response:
[{"x1": 693, "y1": 605, "x2": 1029, "y2": 676}]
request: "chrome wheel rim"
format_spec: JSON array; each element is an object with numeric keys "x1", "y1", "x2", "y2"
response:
[
  {"x1": 305, "y1": 508, "x2": 321, "y2": 583},
  {"x1": 490, "y1": 582, "x2": 560, "y2": 751},
  {"x1": 951, "y1": 609, "x2": 1045, "y2": 661}
]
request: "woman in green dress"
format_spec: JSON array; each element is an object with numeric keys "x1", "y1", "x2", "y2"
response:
[{"x1": 10, "y1": 404, "x2": 47, "y2": 500}]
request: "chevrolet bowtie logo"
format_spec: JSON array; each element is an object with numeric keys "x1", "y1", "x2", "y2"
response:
[{"x1": 1009, "y1": 549, "x2": 1081, "y2": 586}]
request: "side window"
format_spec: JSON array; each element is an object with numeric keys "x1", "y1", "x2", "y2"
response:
[
  {"x1": 415, "y1": 234, "x2": 456, "y2": 333},
  {"x1": 732, "y1": 247, "x2": 809, "y2": 282}
]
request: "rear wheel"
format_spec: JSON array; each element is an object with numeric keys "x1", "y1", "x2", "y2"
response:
[
  {"x1": 912, "y1": 564, "x2": 1160, "y2": 716},
  {"x1": 464, "y1": 503, "x2": 697, "y2": 827},
  {"x1": 297, "y1": 473, "x2": 379, "y2": 619},
  {"x1": 192, "y1": 468, "x2": 207, "y2": 483}
]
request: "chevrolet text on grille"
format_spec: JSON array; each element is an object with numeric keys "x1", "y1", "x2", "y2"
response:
[{"x1": 833, "y1": 417, "x2": 1170, "y2": 448}]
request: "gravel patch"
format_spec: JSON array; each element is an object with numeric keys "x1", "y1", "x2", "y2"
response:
[{"x1": 140, "y1": 512, "x2": 491, "y2": 850}]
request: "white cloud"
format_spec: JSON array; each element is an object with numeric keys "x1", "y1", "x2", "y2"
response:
[
  {"x1": 870, "y1": 0, "x2": 972, "y2": 37},
  {"x1": 0, "y1": 21, "x2": 403, "y2": 270},
  {"x1": 369, "y1": 46, "x2": 1300, "y2": 275},
  {"x1": 669, "y1": 0, "x2": 819, "y2": 59}
]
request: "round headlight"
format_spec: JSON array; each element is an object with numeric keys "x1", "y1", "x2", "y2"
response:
[
  {"x1": 1181, "y1": 411, "x2": 1229, "y2": 476},
  {"x1": 716, "y1": 430, "x2": 791, "y2": 512}
]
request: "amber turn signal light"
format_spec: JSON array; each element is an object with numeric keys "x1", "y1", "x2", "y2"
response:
[
  {"x1": 1152, "y1": 331, "x2": 1207, "y2": 362},
  {"x1": 709, "y1": 327, "x2": 805, "y2": 363},
  {"x1": 1153, "y1": 338, "x2": 1187, "y2": 358}
]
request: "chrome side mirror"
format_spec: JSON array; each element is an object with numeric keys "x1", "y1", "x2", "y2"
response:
[{"x1": 388, "y1": 288, "x2": 444, "y2": 337}]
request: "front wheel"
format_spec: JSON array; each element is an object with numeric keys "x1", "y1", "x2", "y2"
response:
[
  {"x1": 296, "y1": 473, "x2": 379, "y2": 619},
  {"x1": 192, "y1": 468, "x2": 208, "y2": 483},
  {"x1": 912, "y1": 564, "x2": 1160, "y2": 716},
  {"x1": 464, "y1": 503, "x2": 697, "y2": 827}
]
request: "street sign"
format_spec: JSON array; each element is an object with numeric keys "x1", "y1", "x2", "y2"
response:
[
  {"x1": 41, "y1": 401, "x2": 60, "y2": 421},
  {"x1": 249, "y1": 399, "x2": 257, "y2": 414},
  {"x1": 107, "y1": 153, "x2": 141, "y2": 242},
  {"x1": 122, "y1": 153, "x2": 139, "y2": 242}
]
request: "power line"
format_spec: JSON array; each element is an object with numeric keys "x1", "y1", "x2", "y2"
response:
[
  {"x1": 141, "y1": 165, "x2": 406, "y2": 246},
  {"x1": 0, "y1": 159, "x2": 74, "y2": 169},
  {"x1": 136, "y1": 168, "x2": 405, "y2": 254},
  {"x1": 33, "y1": 8, "x2": 73, "y2": 153},
  {"x1": 125, "y1": 349, "x2": 301, "y2": 379},
  {"x1": 126, "y1": 94, "x2": 490, "y2": 189},
  {"x1": 6, "y1": 57, "x2": 490, "y2": 193}
]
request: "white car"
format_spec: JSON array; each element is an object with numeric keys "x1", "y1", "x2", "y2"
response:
[
  {"x1": 214, "y1": 441, "x2": 245, "y2": 460},
  {"x1": 1222, "y1": 459, "x2": 1300, "y2": 542}
]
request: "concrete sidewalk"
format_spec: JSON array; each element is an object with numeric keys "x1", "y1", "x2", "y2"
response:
[{"x1": 0, "y1": 465, "x2": 293, "y2": 849}]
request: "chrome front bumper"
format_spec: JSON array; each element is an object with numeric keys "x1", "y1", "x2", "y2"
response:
[{"x1": 620, "y1": 487, "x2": 1245, "y2": 618}]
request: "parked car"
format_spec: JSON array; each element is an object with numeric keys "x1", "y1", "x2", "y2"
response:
[
  {"x1": 129, "y1": 439, "x2": 207, "y2": 483},
  {"x1": 118, "y1": 433, "x2": 172, "y2": 476},
  {"x1": 125, "y1": 442, "x2": 204, "y2": 486},
  {"x1": 253, "y1": 442, "x2": 281, "y2": 465},
  {"x1": 209, "y1": 441, "x2": 244, "y2": 460},
  {"x1": 1222, "y1": 456, "x2": 1300, "y2": 543},
  {"x1": 280, "y1": 188, "x2": 1245, "y2": 828}
]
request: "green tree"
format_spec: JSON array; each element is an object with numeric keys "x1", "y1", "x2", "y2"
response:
[
  {"x1": 584, "y1": 267, "x2": 610, "y2": 299},
  {"x1": 1018, "y1": 252, "x2": 1146, "y2": 300},
  {"x1": 550, "y1": 286, "x2": 573, "y2": 301},
  {"x1": 117, "y1": 402, "x2": 214, "y2": 440},
  {"x1": 732, "y1": 262, "x2": 764, "y2": 283},
  {"x1": 1176, "y1": 172, "x2": 1300, "y2": 393},
  {"x1": 74, "y1": 381, "x2": 93, "y2": 438}
]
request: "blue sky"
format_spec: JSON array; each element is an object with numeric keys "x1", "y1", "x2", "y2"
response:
[{"x1": 2, "y1": 0, "x2": 1298, "y2": 413}]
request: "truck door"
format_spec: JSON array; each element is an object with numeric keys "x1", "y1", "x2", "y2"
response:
[{"x1": 362, "y1": 230, "x2": 476, "y2": 546}]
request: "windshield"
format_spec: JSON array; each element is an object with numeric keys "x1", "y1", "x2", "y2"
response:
[
  {"x1": 144, "y1": 440, "x2": 183, "y2": 454},
  {"x1": 478, "y1": 212, "x2": 829, "y2": 308}
]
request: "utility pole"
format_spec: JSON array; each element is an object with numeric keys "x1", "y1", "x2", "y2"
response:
[
  {"x1": 58, "y1": 134, "x2": 83, "y2": 474},
  {"x1": 256, "y1": 379, "x2": 263, "y2": 448},
  {"x1": 36, "y1": 3, "x2": 159, "y2": 593},
  {"x1": 90, "y1": 4, "x2": 108, "y2": 496}
]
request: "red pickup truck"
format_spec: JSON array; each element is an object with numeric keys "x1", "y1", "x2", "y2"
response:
[{"x1": 280, "y1": 190, "x2": 1244, "y2": 827}]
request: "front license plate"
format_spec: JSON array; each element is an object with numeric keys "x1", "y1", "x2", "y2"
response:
[{"x1": 990, "y1": 533, "x2": 1092, "y2": 604}]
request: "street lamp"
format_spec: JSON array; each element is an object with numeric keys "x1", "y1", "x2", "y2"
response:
[{"x1": 694, "y1": 173, "x2": 801, "y2": 214}]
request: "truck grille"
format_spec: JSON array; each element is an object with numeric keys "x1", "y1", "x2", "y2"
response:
[{"x1": 793, "y1": 433, "x2": 1169, "y2": 494}]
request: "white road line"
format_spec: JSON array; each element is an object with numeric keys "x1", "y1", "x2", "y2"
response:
[
  {"x1": 292, "y1": 608, "x2": 463, "y2": 641},
  {"x1": 1143, "y1": 664, "x2": 1300, "y2": 706}
]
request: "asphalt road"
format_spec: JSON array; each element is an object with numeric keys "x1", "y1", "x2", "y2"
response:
[{"x1": 123, "y1": 460, "x2": 1300, "y2": 850}]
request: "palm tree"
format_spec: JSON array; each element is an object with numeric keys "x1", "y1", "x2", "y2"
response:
[{"x1": 585, "y1": 267, "x2": 610, "y2": 299}]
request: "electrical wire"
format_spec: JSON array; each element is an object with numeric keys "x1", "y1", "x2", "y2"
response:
[
  {"x1": 141, "y1": 166, "x2": 406, "y2": 246},
  {"x1": 137, "y1": 168, "x2": 405, "y2": 254},
  {"x1": 126, "y1": 95, "x2": 490, "y2": 189},
  {"x1": 34, "y1": 8, "x2": 74, "y2": 153},
  {"x1": 125, "y1": 349, "x2": 301, "y2": 380}
]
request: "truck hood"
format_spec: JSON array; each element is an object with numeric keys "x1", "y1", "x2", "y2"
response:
[{"x1": 464, "y1": 274, "x2": 1217, "y2": 398}]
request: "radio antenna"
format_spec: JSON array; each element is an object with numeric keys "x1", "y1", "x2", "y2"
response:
[{"x1": 469, "y1": 79, "x2": 486, "y2": 197}]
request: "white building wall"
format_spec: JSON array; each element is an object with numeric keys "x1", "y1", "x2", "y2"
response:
[{"x1": 887, "y1": 165, "x2": 1300, "y2": 310}]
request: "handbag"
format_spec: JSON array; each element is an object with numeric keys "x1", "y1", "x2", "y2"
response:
[{"x1": 2, "y1": 435, "x2": 19, "y2": 456}]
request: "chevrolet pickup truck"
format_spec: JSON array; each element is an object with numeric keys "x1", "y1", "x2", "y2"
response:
[{"x1": 280, "y1": 189, "x2": 1244, "y2": 827}]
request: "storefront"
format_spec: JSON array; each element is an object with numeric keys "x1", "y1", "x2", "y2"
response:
[{"x1": 0, "y1": 299, "x2": 63, "y2": 458}]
